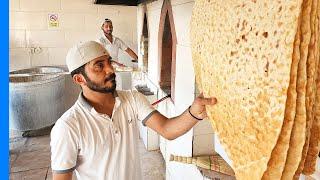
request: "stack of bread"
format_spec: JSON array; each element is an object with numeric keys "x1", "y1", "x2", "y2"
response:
[{"x1": 191, "y1": 0, "x2": 319, "y2": 179}]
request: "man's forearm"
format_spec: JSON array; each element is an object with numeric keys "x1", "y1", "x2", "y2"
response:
[
  {"x1": 125, "y1": 48, "x2": 138, "y2": 60},
  {"x1": 161, "y1": 109, "x2": 199, "y2": 140},
  {"x1": 53, "y1": 172, "x2": 73, "y2": 180},
  {"x1": 145, "y1": 94, "x2": 216, "y2": 141}
]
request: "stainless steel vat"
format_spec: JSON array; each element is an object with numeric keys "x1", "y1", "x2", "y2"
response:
[{"x1": 9, "y1": 66, "x2": 66, "y2": 131}]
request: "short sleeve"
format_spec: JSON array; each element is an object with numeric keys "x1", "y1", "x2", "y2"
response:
[
  {"x1": 50, "y1": 120, "x2": 78, "y2": 173},
  {"x1": 116, "y1": 38, "x2": 128, "y2": 51},
  {"x1": 132, "y1": 90, "x2": 156, "y2": 126}
]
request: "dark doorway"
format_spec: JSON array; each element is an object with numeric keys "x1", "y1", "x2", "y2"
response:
[
  {"x1": 141, "y1": 13, "x2": 149, "y2": 72},
  {"x1": 158, "y1": 0, "x2": 176, "y2": 102}
]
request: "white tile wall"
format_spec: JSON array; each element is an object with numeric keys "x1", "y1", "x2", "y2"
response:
[
  {"x1": 60, "y1": 13, "x2": 85, "y2": 30},
  {"x1": 20, "y1": 0, "x2": 60, "y2": 12},
  {"x1": 64, "y1": 30, "x2": 100, "y2": 47},
  {"x1": 116, "y1": 6, "x2": 137, "y2": 15},
  {"x1": 48, "y1": 47, "x2": 68, "y2": 65},
  {"x1": 30, "y1": 47, "x2": 50, "y2": 66},
  {"x1": 10, "y1": 12, "x2": 47, "y2": 30},
  {"x1": 61, "y1": 0, "x2": 98, "y2": 13},
  {"x1": 26, "y1": 30, "x2": 65, "y2": 47},
  {"x1": 84, "y1": 13, "x2": 116, "y2": 30},
  {"x1": 97, "y1": 5, "x2": 123, "y2": 14},
  {"x1": 10, "y1": 48, "x2": 31, "y2": 71},
  {"x1": 10, "y1": 30, "x2": 26, "y2": 48}
]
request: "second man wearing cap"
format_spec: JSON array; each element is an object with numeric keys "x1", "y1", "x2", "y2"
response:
[{"x1": 98, "y1": 18, "x2": 138, "y2": 63}]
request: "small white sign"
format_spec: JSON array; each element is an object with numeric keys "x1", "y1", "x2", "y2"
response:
[{"x1": 48, "y1": 13, "x2": 59, "y2": 28}]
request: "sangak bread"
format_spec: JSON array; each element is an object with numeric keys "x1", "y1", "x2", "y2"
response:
[
  {"x1": 303, "y1": 0, "x2": 320, "y2": 173},
  {"x1": 191, "y1": 0, "x2": 302, "y2": 179},
  {"x1": 281, "y1": 0, "x2": 312, "y2": 179},
  {"x1": 261, "y1": 14, "x2": 302, "y2": 180},
  {"x1": 302, "y1": 50, "x2": 320, "y2": 175},
  {"x1": 295, "y1": 0, "x2": 319, "y2": 177}
]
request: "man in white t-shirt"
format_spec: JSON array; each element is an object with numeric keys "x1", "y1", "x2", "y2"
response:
[
  {"x1": 98, "y1": 18, "x2": 138, "y2": 63},
  {"x1": 50, "y1": 41, "x2": 217, "y2": 180},
  {"x1": 97, "y1": 18, "x2": 138, "y2": 90}
]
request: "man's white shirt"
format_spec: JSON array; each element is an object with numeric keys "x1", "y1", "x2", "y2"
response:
[
  {"x1": 50, "y1": 90, "x2": 156, "y2": 180},
  {"x1": 97, "y1": 35, "x2": 128, "y2": 61}
]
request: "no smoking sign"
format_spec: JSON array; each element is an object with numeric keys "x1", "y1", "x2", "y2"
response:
[{"x1": 48, "y1": 13, "x2": 59, "y2": 28}]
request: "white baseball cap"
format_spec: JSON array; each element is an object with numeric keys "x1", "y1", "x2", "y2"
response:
[{"x1": 66, "y1": 41, "x2": 109, "y2": 72}]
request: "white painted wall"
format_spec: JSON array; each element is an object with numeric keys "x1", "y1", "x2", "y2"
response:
[{"x1": 9, "y1": 0, "x2": 137, "y2": 71}]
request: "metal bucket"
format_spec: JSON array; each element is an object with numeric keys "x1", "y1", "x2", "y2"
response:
[{"x1": 9, "y1": 66, "x2": 66, "y2": 131}]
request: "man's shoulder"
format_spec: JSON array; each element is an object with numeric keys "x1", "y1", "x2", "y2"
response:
[
  {"x1": 113, "y1": 36, "x2": 125, "y2": 44},
  {"x1": 112, "y1": 35, "x2": 121, "y2": 40},
  {"x1": 50, "y1": 103, "x2": 82, "y2": 138},
  {"x1": 55, "y1": 103, "x2": 82, "y2": 128},
  {"x1": 117, "y1": 90, "x2": 147, "y2": 104},
  {"x1": 117, "y1": 89, "x2": 139, "y2": 97},
  {"x1": 97, "y1": 36, "x2": 106, "y2": 44}
]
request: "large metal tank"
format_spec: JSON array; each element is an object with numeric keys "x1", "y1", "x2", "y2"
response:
[{"x1": 9, "y1": 66, "x2": 66, "y2": 131}]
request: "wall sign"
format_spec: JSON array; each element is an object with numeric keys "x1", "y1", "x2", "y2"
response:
[{"x1": 48, "y1": 13, "x2": 59, "y2": 28}]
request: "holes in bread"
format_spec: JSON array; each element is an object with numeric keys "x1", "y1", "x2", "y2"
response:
[
  {"x1": 241, "y1": 20, "x2": 248, "y2": 31},
  {"x1": 289, "y1": 5, "x2": 296, "y2": 11},
  {"x1": 231, "y1": 51, "x2": 238, "y2": 56},
  {"x1": 276, "y1": 40, "x2": 280, "y2": 48},
  {"x1": 264, "y1": 61, "x2": 270, "y2": 76},
  {"x1": 241, "y1": 34, "x2": 247, "y2": 41},
  {"x1": 274, "y1": 30, "x2": 277, "y2": 35},
  {"x1": 263, "y1": 32, "x2": 268, "y2": 38}
]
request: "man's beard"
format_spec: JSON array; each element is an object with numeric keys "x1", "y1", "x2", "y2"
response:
[
  {"x1": 84, "y1": 73, "x2": 116, "y2": 93},
  {"x1": 103, "y1": 29, "x2": 112, "y2": 36}
]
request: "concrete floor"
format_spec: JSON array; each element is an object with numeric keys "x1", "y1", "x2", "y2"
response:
[{"x1": 9, "y1": 131, "x2": 165, "y2": 180}]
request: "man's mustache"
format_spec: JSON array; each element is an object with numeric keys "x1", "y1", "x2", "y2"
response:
[{"x1": 105, "y1": 73, "x2": 116, "y2": 83}]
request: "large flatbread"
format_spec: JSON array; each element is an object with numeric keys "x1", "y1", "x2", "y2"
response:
[
  {"x1": 261, "y1": 12, "x2": 302, "y2": 180},
  {"x1": 191, "y1": 0, "x2": 302, "y2": 179},
  {"x1": 281, "y1": 0, "x2": 312, "y2": 178},
  {"x1": 295, "y1": 0, "x2": 319, "y2": 177},
  {"x1": 303, "y1": 0, "x2": 320, "y2": 174}
]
